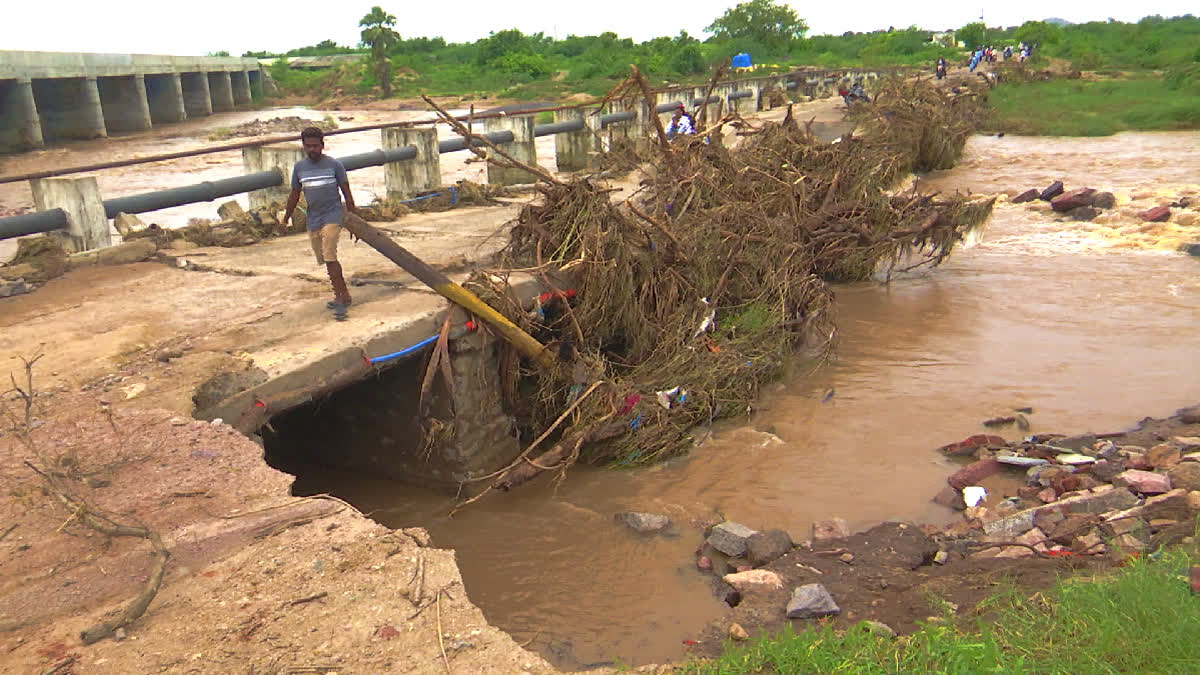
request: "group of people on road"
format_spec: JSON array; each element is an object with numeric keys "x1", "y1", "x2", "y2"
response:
[{"x1": 957, "y1": 41, "x2": 1036, "y2": 74}]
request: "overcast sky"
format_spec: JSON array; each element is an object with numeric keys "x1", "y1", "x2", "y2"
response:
[{"x1": 5, "y1": 1, "x2": 1195, "y2": 56}]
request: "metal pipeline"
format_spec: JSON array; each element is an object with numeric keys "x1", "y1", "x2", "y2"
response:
[
  {"x1": 0, "y1": 208, "x2": 68, "y2": 240},
  {"x1": 532, "y1": 119, "x2": 585, "y2": 137},
  {"x1": 102, "y1": 170, "x2": 283, "y2": 218}
]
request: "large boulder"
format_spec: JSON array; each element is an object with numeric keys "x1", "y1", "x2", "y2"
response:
[
  {"x1": 948, "y1": 458, "x2": 1003, "y2": 490},
  {"x1": 1067, "y1": 206, "x2": 1102, "y2": 221},
  {"x1": 707, "y1": 521, "x2": 757, "y2": 557},
  {"x1": 786, "y1": 584, "x2": 841, "y2": 619},
  {"x1": 1012, "y1": 189, "x2": 1040, "y2": 204},
  {"x1": 746, "y1": 529, "x2": 793, "y2": 566},
  {"x1": 1051, "y1": 188, "x2": 1096, "y2": 212},
  {"x1": 1168, "y1": 463, "x2": 1200, "y2": 492},
  {"x1": 1113, "y1": 469, "x2": 1171, "y2": 495},
  {"x1": 1091, "y1": 191, "x2": 1116, "y2": 209},
  {"x1": 1039, "y1": 181, "x2": 1065, "y2": 201},
  {"x1": 1139, "y1": 205, "x2": 1171, "y2": 222}
]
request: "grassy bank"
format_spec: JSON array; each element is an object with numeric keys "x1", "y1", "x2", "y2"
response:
[
  {"x1": 687, "y1": 545, "x2": 1199, "y2": 673},
  {"x1": 984, "y1": 75, "x2": 1200, "y2": 136}
]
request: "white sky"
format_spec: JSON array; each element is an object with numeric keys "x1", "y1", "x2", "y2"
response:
[{"x1": 5, "y1": 1, "x2": 1196, "y2": 56}]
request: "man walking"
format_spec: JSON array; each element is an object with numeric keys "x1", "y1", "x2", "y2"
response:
[{"x1": 283, "y1": 127, "x2": 356, "y2": 320}]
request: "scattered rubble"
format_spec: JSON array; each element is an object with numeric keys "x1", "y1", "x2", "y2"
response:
[{"x1": 207, "y1": 116, "x2": 337, "y2": 141}]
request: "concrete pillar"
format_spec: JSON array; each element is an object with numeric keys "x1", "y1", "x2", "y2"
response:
[
  {"x1": 145, "y1": 73, "x2": 187, "y2": 124},
  {"x1": 382, "y1": 126, "x2": 440, "y2": 199},
  {"x1": 248, "y1": 70, "x2": 264, "y2": 100},
  {"x1": 30, "y1": 177, "x2": 111, "y2": 252},
  {"x1": 29, "y1": 77, "x2": 107, "y2": 142},
  {"x1": 180, "y1": 72, "x2": 212, "y2": 117},
  {"x1": 604, "y1": 100, "x2": 649, "y2": 151},
  {"x1": 553, "y1": 107, "x2": 601, "y2": 172},
  {"x1": 242, "y1": 144, "x2": 305, "y2": 210},
  {"x1": 483, "y1": 114, "x2": 537, "y2": 186},
  {"x1": 0, "y1": 78, "x2": 44, "y2": 152},
  {"x1": 726, "y1": 84, "x2": 755, "y2": 116},
  {"x1": 97, "y1": 75, "x2": 152, "y2": 133},
  {"x1": 231, "y1": 71, "x2": 252, "y2": 106},
  {"x1": 208, "y1": 71, "x2": 234, "y2": 112}
]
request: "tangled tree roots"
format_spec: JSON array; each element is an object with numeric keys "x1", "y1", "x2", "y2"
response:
[{"x1": 459, "y1": 73, "x2": 995, "y2": 493}]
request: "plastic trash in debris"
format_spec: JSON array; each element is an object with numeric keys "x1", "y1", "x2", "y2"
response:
[
  {"x1": 1057, "y1": 453, "x2": 1096, "y2": 466},
  {"x1": 996, "y1": 455, "x2": 1050, "y2": 467},
  {"x1": 962, "y1": 486, "x2": 987, "y2": 507},
  {"x1": 693, "y1": 298, "x2": 716, "y2": 338},
  {"x1": 656, "y1": 386, "x2": 688, "y2": 410}
]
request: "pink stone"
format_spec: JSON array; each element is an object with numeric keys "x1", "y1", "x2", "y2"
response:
[
  {"x1": 1114, "y1": 469, "x2": 1171, "y2": 495},
  {"x1": 723, "y1": 569, "x2": 783, "y2": 591},
  {"x1": 948, "y1": 458, "x2": 1003, "y2": 490},
  {"x1": 1138, "y1": 205, "x2": 1171, "y2": 222}
]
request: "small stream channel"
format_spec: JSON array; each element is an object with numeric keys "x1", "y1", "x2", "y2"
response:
[{"x1": 284, "y1": 130, "x2": 1199, "y2": 669}]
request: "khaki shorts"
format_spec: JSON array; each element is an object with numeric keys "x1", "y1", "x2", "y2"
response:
[{"x1": 309, "y1": 223, "x2": 341, "y2": 264}]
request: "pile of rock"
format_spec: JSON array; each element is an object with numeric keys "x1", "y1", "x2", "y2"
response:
[
  {"x1": 933, "y1": 410, "x2": 1200, "y2": 559},
  {"x1": 1011, "y1": 180, "x2": 1188, "y2": 226},
  {"x1": 1011, "y1": 181, "x2": 1117, "y2": 222}
]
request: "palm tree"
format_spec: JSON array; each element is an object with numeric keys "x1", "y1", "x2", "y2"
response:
[{"x1": 359, "y1": 6, "x2": 399, "y2": 97}]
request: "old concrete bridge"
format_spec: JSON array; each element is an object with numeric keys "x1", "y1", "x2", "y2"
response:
[{"x1": 0, "y1": 50, "x2": 263, "y2": 152}]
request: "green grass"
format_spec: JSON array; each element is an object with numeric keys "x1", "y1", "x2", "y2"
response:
[
  {"x1": 984, "y1": 76, "x2": 1200, "y2": 136},
  {"x1": 687, "y1": 546, "x2": 1200, "y2": 673}
]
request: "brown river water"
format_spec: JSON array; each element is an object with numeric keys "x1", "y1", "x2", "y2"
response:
[
  {"x1": 4, "y1": 110, "x2": 1199, "y2": 669},
  {"x1": 298, "y1": 131, "x2": 1200, "y2": 668}
]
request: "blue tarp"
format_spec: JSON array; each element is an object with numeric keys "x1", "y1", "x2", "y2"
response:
[{"x1": 731, "y1": 53, "x2": 752, "y2": 68}]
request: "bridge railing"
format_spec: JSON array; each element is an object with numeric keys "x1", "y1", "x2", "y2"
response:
[{"x1": 0, "y1": 69, "x2": 884, "y2": 252}]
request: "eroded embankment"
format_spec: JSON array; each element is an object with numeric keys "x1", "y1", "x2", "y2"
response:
[{"x1": 0, "y1": 396, "x2": 556, "y2": 673}]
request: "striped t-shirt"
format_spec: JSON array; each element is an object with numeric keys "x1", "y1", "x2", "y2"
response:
[{"x1": 291, "y1": 156, "x2": 348, "y2": 230}]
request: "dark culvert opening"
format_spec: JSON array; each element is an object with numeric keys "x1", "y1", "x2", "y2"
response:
[{"x1": 261, "y1": 353, "x2": 457, "y2": 489}]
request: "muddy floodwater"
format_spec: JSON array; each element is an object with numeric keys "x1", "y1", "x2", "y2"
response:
[
  {"x1": 291, "y1": 130, "x2": 1200, "y2": 669},
  {"x1": 6, "y1": 113, "x2": 1198, "y2": 669}
]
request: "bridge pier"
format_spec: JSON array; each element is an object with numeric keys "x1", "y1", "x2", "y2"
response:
[
  {"x1": 0, "y1": 78, "x2": 45, "y2": 152},
  {"x1": 604, "y1": 100, "x2": 648, "y2": 151},
  {"x1": 484, "y1": 114, "x2": 537, "y2": 186},
  {"x1": 242, "y1": 144, "x2": 304, "y2": 210},
  {"x1": 97, "y1": 74, "x2": 153, "y2": 133},
  {"x1": 146, "y1": 73, "x2": 187, "y2": 124},
  {"x1": 180, "y1": 71, "x2": 212, "y2": 117},
  {"x1": 231, "y1": 71, "x2": 252, "y2": 106},
  {"x1": 30, "y1": 76, "x2": 107, "y2": 142},
  {"x1": 553, "y1": 107, "x2": 600, "y2": 172},
  {"x1": 29, "y1": 177, "x2": 111, "y2": 252},
  {"x1": 208, "y1": 71, "x2": 235, "y2": 112},
  {"x1": 248, "y1": 70, "x2": 264, "y2": 100},
  {"x1": 383, "y1": 127, "x2": 440, "y2": 199}
]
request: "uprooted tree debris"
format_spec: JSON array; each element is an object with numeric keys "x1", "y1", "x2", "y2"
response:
[{"x1": 439, "y1": 72, "x2": 995, "y2": 505}]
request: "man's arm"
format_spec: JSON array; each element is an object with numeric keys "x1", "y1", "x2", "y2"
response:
[
  {"x1": 339, "y1": 182, "x2": 356, "y2": 214},
  {"x1": 282, "y1": 187, "x2": 302, "y2": 224}
]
